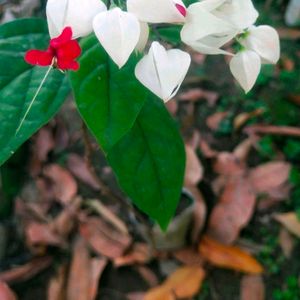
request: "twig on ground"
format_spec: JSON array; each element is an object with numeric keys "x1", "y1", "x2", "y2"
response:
[{"x1": 244, "y1": 125, "x2": 300, "y2": 138}]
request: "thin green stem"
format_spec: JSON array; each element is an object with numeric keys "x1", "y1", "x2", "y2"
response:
[{"x1": 15, "y1": 65, "x2": 53, "y2": 135}]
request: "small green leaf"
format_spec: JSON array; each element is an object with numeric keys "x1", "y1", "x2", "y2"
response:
[
  {"x1": 0, "y1": 18, "x2": 70, "y2": 166},
  {"x1": 70, "y1": 35, "x2": 147, "y2": 152},
  {"x1": 108, "y1": 96, "x2": 185, "y2": 229}
]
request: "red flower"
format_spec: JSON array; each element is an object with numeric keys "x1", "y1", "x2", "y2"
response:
[{"x1": 25, "y1": 27, "x2": 81, "y2": 71}]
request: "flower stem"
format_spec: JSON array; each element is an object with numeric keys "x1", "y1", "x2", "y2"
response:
[{"x1": 15, "y1": 65, "x2": 53, "y2": 135}]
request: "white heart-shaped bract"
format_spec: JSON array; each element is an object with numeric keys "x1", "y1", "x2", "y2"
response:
[
  {"x1": 93, "y1": 8, "x2": 140, "y2": 68},
  {"x1": 127, "y1": 0, "x2": 186, "y2": 23},
  {"x1": 229, "y1": 50, "x2": 261, "y2": 93},
  {"x1": 46, "y1": 0, "x2": 106, "y2": 38},
  {"x1": 212, "y1": 0, "x2": 259, "y2": 30},
  {"x1": 135, "y1": 42, "x2": 191, "y2": 102},
  {"x1": 181, "y1": 4, "x2": 237, "y2": 54},
  {"x1": 135, "y1": 22, "x2": 149, "y2": 52},
  {"x1": 241, "y1": 25, "x2": 280, "y2": 64}
]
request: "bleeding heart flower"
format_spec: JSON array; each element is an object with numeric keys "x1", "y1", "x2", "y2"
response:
[
  {"x1": 229, "y1": 25, "x2": 280, "y2": 93},
  {"x1": 127, "y1": 0, "x2": 186, "y2": 23},
  {"x1": 181, "y1": 0, "x2": 258, "y2": 54},
  {"x1": 93, "y1": 8, "x2": 140, "y2": 68},
  {"x1": 229, "y1": 50, "x2": 261, "y2": 93},
  {"x1": 25, "y1": 27, "x2": 81, "y2": 71},
  {"x1": 240, "y1": 25, "x2": 280, "y2": 64},
  {"x1": 47, "y1": 0, "x2": 106, "y2": 39},
  {"x1": 135, "y1": 42, "x2": 191, "y2": 102}
]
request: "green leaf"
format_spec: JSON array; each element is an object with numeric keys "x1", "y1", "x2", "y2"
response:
[
  {"x1": 107, "y1": 96, "x2": 185, "y2": 229},
  {"x1": 0, "y1": 18, "x2": 70, "y2": 166},
  {"x1": 70, "y1": 35, "x2": 147, "y2": 152}
]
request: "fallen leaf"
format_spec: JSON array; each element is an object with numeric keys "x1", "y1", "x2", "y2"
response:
[
  {"x1": 213, "y1": 152, "x2": 245, "y2": 176},
  {"x1": 249, "y1": 162, "x2": 291, "y2": 196},
  {"x1": 47, "y1": 264, "x2": 67, "y2": 300},
  {"x1": 79, "y1": 217, "x2": 131, "y2": 259},
  {"x1": 136, "y1": 266, "x2": 159, "y2": 288},
  {"x1": 274, "y1": 212, "x2": 300, "y2": 238},
  {"x1": 165, "y1": 100, "x2": 178, "y2": 116},
  {"x1": 67, "y1": 154, "x2": 100, "y2": 190},
  {"x1": 234, "y1": 109, "x2": 265, "y2": 130},
  {"x1": 199, "y1": 236, "x2": 263, "y2": 274},
  {"x1": 208, "y1": 176, "x2": 256, "y2": 244},
  {"x1": 43, "y1": 164, "x2": 78, "y2": 204},
  {"x1": 50, "y1": 196, "x2": 82, "y2": 237},
  {"x1": 29, "y1": 127, "x2": 55, "y2": 176},
  {"x1": 240, "y1": 275, "x2": 265, "y2": 300},
  {"x1": 198, "y1": 137, "x2": 218, "y2": 158},
  {"x1": 145, "y1": 266, "x2": 205, "y2": 300},
  {"x1": 279, "y1": 228, "x2": 295, "y2": 259},
  {"x1": 25, "y1": 222, "x2": 65, "y2": 248},
  {"x1": 233, "y1": 138, "x2": 255, "y2": 163},
  {"x1": 89, "y1": 258, "x2": 107, "y2": 300},
  {"x1": 144, "y1": 287, "x2": 174, "y2": 300},
  {"x1": 206, "y1": 112, "x2": 228, "y2": 131},
  {"x1": 34, "y1": 127, "x2": 55, "y2": 162},
  {"x1": 277, "y1": 27, "x2": 300, "y2": 40},
  {"x1": 188, "y1": 187, "x2": 206, "y2": 243},
  {"x1": 0, "y1": 281, "x2": 17, "y2": 300},
  {"x1": 0, "y1": 257, "x2": 53, "y2": 283},
  {"x1": 67, "y1": 238, "x2": 90, "y2": 300},
  {"x1": 184, "y1": 145, "x2": 203, "y2": 186},
  {"x1": 114, "y1": 243, "x2": 151, "y2": 267},
  {"x1": 126, "y1": 292, "x2": 145, "y2": 300},
  {"x1": 86, "y1": 200, "x2": 129, "y2": 235},
  {"x1": 178, "y1": 88, "x2": 218, "y2": 106},
  {"x1": 173, "y1": 247, "x2": 204, "y2": 266}
]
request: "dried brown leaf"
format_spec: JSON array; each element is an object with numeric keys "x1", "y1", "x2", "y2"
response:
[
  {"x1": 0, "y1": 281, "x2": 17, "y2": 300},
  {"x1": 279, "y1": 228, "x2": 295, "y2": 259},
  {"x1": 114, "y1": 243, "x2": 151, "y2": 267},
  {"x1": 274, "y1": 212, "x2": 300, "y2": 238},
  {"x1": 26, "y1": 222, "x2": 65, "y2": 247},
  {"x1": 43, "y1": 164, "x2": 77, "y2": 204},
  {"x1": 178, "y1": 88, "x2": 218, "y2": 106},
  {"x1": 164, "y1": 266, "x2": 205, "y2": 298},
  {"x1": 79, "y1": 217, "x2": 131, "y2": 259},
  {"x1": 240, "y1": 275, "x2": 265, "y2": 300},
  {"x1": 208, "y1": 176, "x2": 256, "y2": 244},
  {"x1": 67, "y1": 154, "x2": 100, "y2": 190},
  {"x1": 249, "y1": 162, "x2": 291, "y2": 196},
  {"x1": 206, "y1": 112, "x2": 228, "y2": 131},
  {"x1": 51, "y1": 196, "x2": 82, "y2": 237},
  {"x1": 47, "y1": 265, "x2": 67, "y2": 300},
  {"x1": 89, "y1": 258, "x2": 107, "y2": 300},
  {"x1": 213, "y1": 152, "x2": 245, "y2": 176},
  {"x1": 173, "y1": 247, "x2": 204, "y2": 266},
  {"x1": 145, "y1": 266, "x2": 205, "y2": 300},
  {"x1": 136, "y1": 266, "x2": 159, "y2": 288},
  {"x1": 67, "y1": 238, "x2": 90, "y2": 300},
  {"x1": 0, "y1": 257, "x2": 52, "y2": 283},
  {"x1": 184, "y1": 145, "x2": 203, "y2": 186},
  {"x1": 199, "y1": 236, "x2": 264, "y2": 274},
  {"x1": 188, "y1": 187, "x2": 206, "y2": 243}
]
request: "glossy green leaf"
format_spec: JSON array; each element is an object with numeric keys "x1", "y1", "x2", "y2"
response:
[
  {"x1": 70, "y1": 35, "x2": 147, "y2": 152},
  {"x1": 107, "y1": 96, "x2": 186, "y2": 229},
  {"x1": 0, "y1": 18, "x2": 70, "y2": 166}
]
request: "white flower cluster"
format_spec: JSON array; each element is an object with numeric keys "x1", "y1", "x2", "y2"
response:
[{"x1": 46, "y1": 0, "x2": 280, "y2": 100}]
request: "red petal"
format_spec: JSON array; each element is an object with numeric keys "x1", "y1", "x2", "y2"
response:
[
  {"x1": 57, "y1": 60, "x2": 80, "y2": 71},
  {"x1": 25, "y1": 49, "x2": 54, "y2": 66},
  {"x1": 56, "y1": 40, "x2": 81, "y2": 61},
  {"x1": 50, "y1": 27, "x2": 73, "y2": 48}
]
